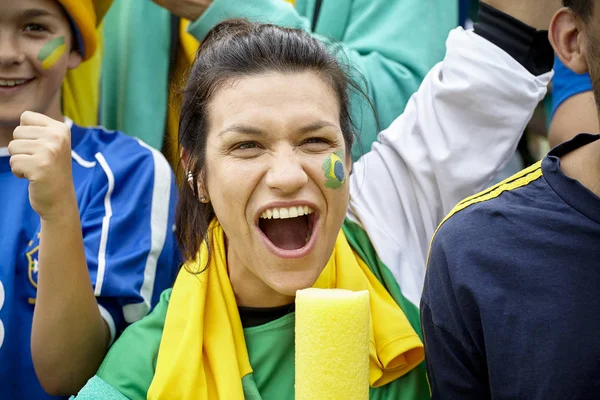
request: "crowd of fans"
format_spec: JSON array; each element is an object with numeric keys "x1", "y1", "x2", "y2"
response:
[{"x1": 0, "y1": 0, "x2": 598, "y2": 399}]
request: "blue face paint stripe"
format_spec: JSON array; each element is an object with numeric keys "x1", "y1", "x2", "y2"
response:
[{"x1": 333, "y1": 160, "x2": 345, "y2": 182}]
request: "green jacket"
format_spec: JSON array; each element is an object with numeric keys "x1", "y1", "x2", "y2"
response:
[{"x1": 101, "y1": 0, "x2": 457, "y2": 160}]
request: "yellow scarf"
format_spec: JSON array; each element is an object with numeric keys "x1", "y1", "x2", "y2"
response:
[{"x1": 148, "y1": 221, "x2": 424, "y2": 399}]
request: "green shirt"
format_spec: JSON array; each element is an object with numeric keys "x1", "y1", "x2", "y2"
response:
[
  {"x1": 95, "y1": 294, "x2": 428, "y2": 400},
  {"x1": 84, "y1": 221, "x2": 429, "y2": 399}
]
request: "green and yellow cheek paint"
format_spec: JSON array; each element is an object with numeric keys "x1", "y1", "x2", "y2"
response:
[
  {"x1": 37, "y1": 36, "x2": 66, "y2": 70},
  {"x1": 322, "y1": 151, "x2": 346, "y2": 189}
]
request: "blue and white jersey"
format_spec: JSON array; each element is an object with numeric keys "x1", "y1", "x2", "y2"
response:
[{"x1": 0, "y1": 119, "x2": 181, "y2": 399}]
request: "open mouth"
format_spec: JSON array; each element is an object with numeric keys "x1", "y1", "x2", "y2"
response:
[{"x1": 258, "y1": 205, "x2": 316, "y2": 252}]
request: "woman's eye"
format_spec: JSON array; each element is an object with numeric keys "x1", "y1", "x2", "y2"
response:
[
  {"x1": 236, "y1": 142, "x2": 258, "y2": 150},
  {"x1": 24, "y1": 24, "x2": 48, "y2": 33},
  {"x1": 303, "y1": 137, "x2": 329, "y2": 146}
]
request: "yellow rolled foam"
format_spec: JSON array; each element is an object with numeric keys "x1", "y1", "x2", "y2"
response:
[{"x1": 295, "y1": 288, "x2": 370, "y2": 400}]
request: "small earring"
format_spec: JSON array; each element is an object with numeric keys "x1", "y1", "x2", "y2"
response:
[
  {"x1": 199, "y1": 195, "x2": 207, "y2": 203},
  {"x1": 187, "y1": 171, "x2": 193, "y2": 182}
]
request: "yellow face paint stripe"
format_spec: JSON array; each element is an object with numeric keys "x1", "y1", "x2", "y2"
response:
[
  {"x1": 425, "y1": 163, "x2": 544, "y2": 268},
  {"x1": 38, "y1": 37, "x2": 66, "y2": 70}
]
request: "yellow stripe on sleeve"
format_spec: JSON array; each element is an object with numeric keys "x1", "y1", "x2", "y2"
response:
[{"x1": 426, "y1": 162, "x2": 544, "y2": 267}]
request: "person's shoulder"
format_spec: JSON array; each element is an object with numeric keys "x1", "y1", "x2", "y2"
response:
[
  {"x1": 433, "y1": 162, "x2": 546, "y2": 250},
  {"x1": 71, "y1": 122, "x2": 173, "y2": 179},
  {"x1": 74, "y1": 123, "x2": 157, "y2": 158}
]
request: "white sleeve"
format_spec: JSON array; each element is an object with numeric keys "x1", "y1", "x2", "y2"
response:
[{"x1": 347, "y1": 28, "x2": 552, "y2": 308}]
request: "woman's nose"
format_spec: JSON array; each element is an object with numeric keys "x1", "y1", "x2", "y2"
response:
[{"x1": 265, "y1": 149, "x2": 309, "y2": 194}]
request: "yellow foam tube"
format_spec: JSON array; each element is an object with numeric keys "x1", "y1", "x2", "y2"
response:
[{"x1": 295, "y1": 288, "x2": 370, "y2": 400}]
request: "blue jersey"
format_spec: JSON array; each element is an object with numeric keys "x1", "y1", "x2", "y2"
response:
[
  {"x1": 551, "y1": 55, "x2": 593, "y2": 118},
  {"x1": 0, "y1": 119, "x2": 180, "y2": 399},
  {"x1": 422, "y1": 134, "x2": 600, "y2": 399}
]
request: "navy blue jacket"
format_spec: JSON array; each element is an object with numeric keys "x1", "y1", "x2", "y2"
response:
[{"x1": 422, "y1": 134, "x2": 600, "y2": 399}]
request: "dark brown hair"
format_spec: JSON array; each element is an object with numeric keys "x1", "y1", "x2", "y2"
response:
[
  {"x1": 564, "y1": 0, "x2": 594, "y2": 21},
  {"x1": 176, "y1": 19, "x2": 366, "y2": 264}
]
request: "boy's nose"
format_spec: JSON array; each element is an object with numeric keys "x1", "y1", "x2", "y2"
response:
[{"x1": 0, "y1": 37, "x2": 25, "y2": 66}]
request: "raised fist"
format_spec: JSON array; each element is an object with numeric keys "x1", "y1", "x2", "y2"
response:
[{"x1": 8, "y1": 111, "x2": 75, "y2": 220}]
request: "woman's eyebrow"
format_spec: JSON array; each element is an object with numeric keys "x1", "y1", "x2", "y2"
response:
[
  {"x1": 218, "y1": 124, "x2": 264, "y2": 137},
  {"x1": 218, "y1": 120, "x2": 339, "y2": 138},
  {"x1": 296, "y1": 121, "x2": 340, "y2": 134}
]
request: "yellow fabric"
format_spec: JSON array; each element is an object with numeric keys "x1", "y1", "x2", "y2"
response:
[
  {"x1": 165, "y1": 0, "x2": 296, "y2": 169},
  {"x1": 57, "y1": 0, "x2": 112, "y2": 60},
  {"x1": 165, "y1": 20, "x2": 196, "y2": 168},
  {"x1": 60, "y1": 1, "x2": 112, "y2": 127},
  {"x1": 313, "y1": 230, "x2": 425, "y2": 387},
  {"x1": 62, "y1": 24, "x2": 103, "y2": 126},
  {"x1": 149, "y1": 220, "x2": 424, "y2": 399},
  {"x1": 295, "y1": 288, "x2": 370, "y2": 400}
]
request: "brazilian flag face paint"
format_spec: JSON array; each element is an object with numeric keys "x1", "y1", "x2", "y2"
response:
[
  {"x1": 37, "y1": 36, "x2": 66, "y2": 70},
  {"x1": 322, "y1": 151, "x2": 346, "y2": 189}
]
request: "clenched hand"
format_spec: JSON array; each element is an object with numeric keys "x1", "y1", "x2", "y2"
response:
[{"x1": 8, "y1": 111, "x2": 76, "y2": 221}]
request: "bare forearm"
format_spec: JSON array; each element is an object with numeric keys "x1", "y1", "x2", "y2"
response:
[{"x1": 32, "y1": 195, "x2": 109, "y2": 396}]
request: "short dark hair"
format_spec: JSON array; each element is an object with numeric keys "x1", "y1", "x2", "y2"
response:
[
  {"x1": 564, "y1": 0, "x2": 594, "y2": 21},
  {"x1": 176, "y1": 19, "x2": 365, "y2": 264}
]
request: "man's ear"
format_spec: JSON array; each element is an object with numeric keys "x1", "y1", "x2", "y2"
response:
[{"x1": 550, "y1": 7, "x2": 589, "y2": 74}]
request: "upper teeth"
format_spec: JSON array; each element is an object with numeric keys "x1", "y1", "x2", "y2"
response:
[
  {"x1": 260, "y1": 206, "x2": 314, "y2": 219},
  {"x1": 0, "y1": 79, "x2": 26, "y2": 87}
]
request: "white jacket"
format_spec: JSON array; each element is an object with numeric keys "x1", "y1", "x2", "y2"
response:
[{"x1": 348, "y1": 28, "x2": 553, "y2": 309}]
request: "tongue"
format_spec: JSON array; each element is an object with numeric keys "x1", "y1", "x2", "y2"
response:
[{"x1": 260, "y1": 216, "x2": 309, "y2": 250}]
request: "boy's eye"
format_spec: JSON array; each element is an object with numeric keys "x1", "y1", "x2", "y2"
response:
[{"x1": 24, "y1": 24, "x2": 49, "y2": 33}]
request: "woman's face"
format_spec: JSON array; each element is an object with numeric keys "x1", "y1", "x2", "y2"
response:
[{"x1": 203, "y1": 71, "x2": 351, "y2": 306}]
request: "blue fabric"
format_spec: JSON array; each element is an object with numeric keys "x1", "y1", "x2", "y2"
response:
[
  {"x1": 551, "y1": 55, "x2": 593, "y2": 117},
  {"x1": 0, "y1": 124, "x2": 180, "y2": 399},
  {"x1": 422, "y1": 134, "x2": 600, "y2": 399},
  {"x1": 459, "y1": 0, "x2": 470, "y2": 26}
]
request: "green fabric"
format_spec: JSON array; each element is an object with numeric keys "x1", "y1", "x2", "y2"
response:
[
  {"x1": 342, "y1": 219, "x2": 422, "y2": 337},
  {"x1": 242, "y1": 307, "x2": 429, "y2": 400},
  {"x1": 89, "y1": 220, "x2": 430, "y2": 399},
  {"x1": 243, "y1": 314, "x2": 296, "y2": 399},
  {"x1": 100, "y1": 0, "x2": 171, "y2": 150},
  {"x1": 95, "y1": 289, "x2": 170, "y2": 400},
  {"x1": 101, "y1": 0, "x2": 457, "y2": 160},
  {"x1": 70, "y1": 376, "x2": 128, "y2": 400}
]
